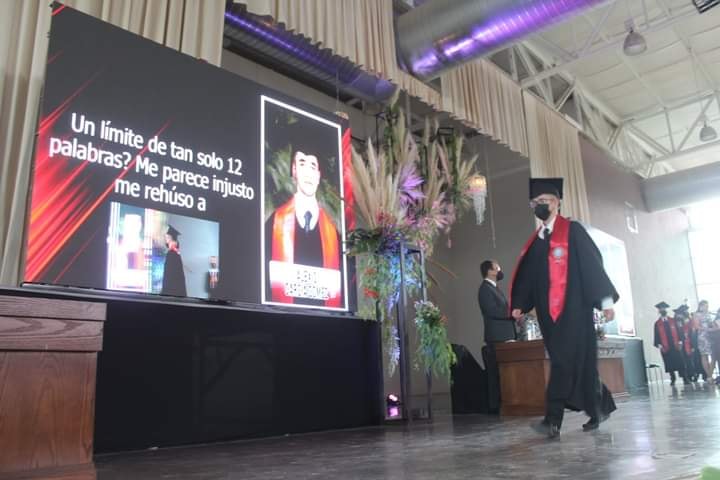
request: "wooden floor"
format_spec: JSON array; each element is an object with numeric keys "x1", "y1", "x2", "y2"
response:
[{"x1": 95, "y1": 382, "x2": 720, "y2": 479}]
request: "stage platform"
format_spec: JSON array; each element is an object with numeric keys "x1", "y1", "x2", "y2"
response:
[{"x1": 95, "y1": 384, "x2": 720, "y2": 479}]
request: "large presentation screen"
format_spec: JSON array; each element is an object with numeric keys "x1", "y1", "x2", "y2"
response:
[{"x1": 24, "y1": 5, "x2": 352, "y2": 312}]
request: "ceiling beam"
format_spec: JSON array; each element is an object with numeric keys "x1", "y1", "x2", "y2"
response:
[
  {"x1": 634, "y1": 138, "x2": 720, "y2": 168},
  {"x1": 627, "y1": 124, "x2": 670, "y2": 156},
  {"x1": 664, "y1": 109, "x2": 675, "y2": 152},
  {"x1": 608, "y1": 124, "x2": 623, "y2": 149},
  {"x1": 555, "y1": 81, "x2": 575, "y2": 111},
  {"x1": 578, "y1": 12, "x2": 666, "y2": 110},
  {"x1": 521, "y1": 4, "x2": 698, "y2": 88},
  {"x1": 533, "y1": 33, "x2": 577, "y2": 61},
  {"x1": 522, "y1": 40, "x2": 621, "y2": 125},
  {"x1": 515, "y1": 44, "x2": 554, "y2": 105},
  {"x1": 624, "y1": 89, "x2": 718, "y2": 124},
  {"x1": 509, "y1": 47, "x2": 519, "y2": 82},
  {"x1": 577, "y1": 1, "x2": 617, "y2": 59},
  {"x1": 676, "y1": 97, "x2": 716, "y2": 151},
  {"x1": 577, "y1": 91, "x2": 606, "y2": 143},
  {"x1": 655, "y1": 0, "x2": 718, "y2": 91}
]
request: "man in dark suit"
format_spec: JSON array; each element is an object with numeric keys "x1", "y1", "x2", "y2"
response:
[{"x1": 478, "y1": 259, "x2": 516, "y2": 413}]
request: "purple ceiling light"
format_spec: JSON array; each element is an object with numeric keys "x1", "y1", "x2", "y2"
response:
[
  {"x1": 397, "y1": 0, "x2": 608, "y2": 80},
  {"x1": 224, "y1": 6, "x2": 396, "y2": 102}
]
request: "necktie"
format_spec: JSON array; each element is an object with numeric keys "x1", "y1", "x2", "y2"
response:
[
  {"x1": 304, "y1": 211, "x2": 312, "y2": 233},
  {"x1": 543, "y1": 227, "x2": 551, "y2": 240},
  {"x1": 496, "y1": 285, "x2": 507, "y2": 304}
]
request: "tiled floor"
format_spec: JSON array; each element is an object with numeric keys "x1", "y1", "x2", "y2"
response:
[{"x1": 95, "y1": 382, "x2": 720, "y2": 479}]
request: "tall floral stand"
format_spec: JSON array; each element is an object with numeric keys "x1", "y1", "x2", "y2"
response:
[{"x1": 393, "y1": 243, "x2": 432, "y2": 423}]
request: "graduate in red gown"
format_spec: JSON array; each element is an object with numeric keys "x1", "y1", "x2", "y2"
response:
[
  {"x1": 653, "y1": 301, "x2": 687, "y2": 385},
  {"x1": 510, "y1": 178, "x2": 618, "y2": 439}
]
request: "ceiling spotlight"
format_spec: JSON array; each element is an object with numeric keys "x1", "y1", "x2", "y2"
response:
[
  {"x1": 623, "y1": 29, "x2": 647, "y2": 56},
  {"x1": 699, "y1": 122, "x2": 718, "y2": 142}
]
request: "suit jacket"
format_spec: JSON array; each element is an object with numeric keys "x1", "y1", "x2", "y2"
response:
[{"x1": 478, "y1": 280, "x2": 516, "y2": 343}]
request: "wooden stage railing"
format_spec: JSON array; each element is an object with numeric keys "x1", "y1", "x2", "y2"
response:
[{"x1": 0, "y1": 294, "x2": 106, "y2": 480}]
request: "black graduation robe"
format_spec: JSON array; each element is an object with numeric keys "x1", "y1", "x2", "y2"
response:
[
  {"x1": 511, "y1": 220, "x2": 618, "y2": 423},
  {"x1": 653, "y1": 318, "x2": 685, "y2": 374},
  {"x1": 161, "y1": 249, "x2": 187, "y2": 297},
  {"x1": 682, "y1": 323, "x2": 705, "y2": 379}
]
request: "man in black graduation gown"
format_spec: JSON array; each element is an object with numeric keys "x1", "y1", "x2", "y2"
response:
[
  {"x1": 478, "y1": 260, "x2": 516, "y2": 413},
  {"x1": 161, "y1": 225, "x2": 187, "y2": 297},
  {"x1": 510, "y1": 178, "x2": 618, "y2": 439},
  {"x1": 652, "y1": 301, "x2": 687, "y2": 385}
]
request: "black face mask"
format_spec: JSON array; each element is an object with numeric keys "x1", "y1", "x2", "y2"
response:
[
  {"x1": 660, "y1": 310, "x2": 667, "y2": 317},
  {"x1": 496, "y1": 271, "x2": 505, "y2": 282},
  {"x1": 534, "y1": 203, "x2": 551, "y2": 221}
]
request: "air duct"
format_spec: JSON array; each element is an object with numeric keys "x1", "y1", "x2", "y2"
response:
[
  {"x1": 643, "y1": 161, "x2": 720, "y2": 212},
  {"x1": 397, "y1": 0, "x2": 608, "y2": 81},
  {"x1": 224, "y1": 5, "x2": 396, "y2": 103}
]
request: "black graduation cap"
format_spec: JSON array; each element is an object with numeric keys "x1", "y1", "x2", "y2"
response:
[
  {"x1": 655, "y1": 301, "x2": 670, "y2": 309},
  {"x1": 529, "y1": 178, "x2": 564, "y2": 200},
  {"x1": 673, "y1": 305, "x2": 689, "y2": 315},
  {"x1": 166, "y1": 225, "x2": 181, "y2": 239}
]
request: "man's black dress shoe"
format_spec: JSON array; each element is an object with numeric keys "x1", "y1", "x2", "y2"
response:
[
  {"x1": 582, "y1": 413, "x2": 610, "y2": 432},
  {"x1": 532, "y1": 419, "x2": 560, "y2": 439}
]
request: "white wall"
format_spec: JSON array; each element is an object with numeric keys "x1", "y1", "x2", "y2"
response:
[{"x1": 580, "y1": 137, "x2": 697, "y2": 372}]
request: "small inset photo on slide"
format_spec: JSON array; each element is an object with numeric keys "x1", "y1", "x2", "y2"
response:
[
  {"x1": 106, "y1": 202, "x2": 220, "y2": 299},
  {"x1": 261, "y1": 96, "x2": 348, "y2": 311}
]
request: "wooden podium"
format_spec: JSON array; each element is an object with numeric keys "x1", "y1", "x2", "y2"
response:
[
  {"x1": 495, "y1": 340, "x2": 549, "y2": 416},
  {"x1": 0, "y1": 294, "x2": 106, "y2": 480},
  {"x1": 495, "y1": 339, "x2": 626, "y2": 416}
]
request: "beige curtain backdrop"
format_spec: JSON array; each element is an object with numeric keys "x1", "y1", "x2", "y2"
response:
[
  {"x1": 523, "y1": 91, "x2": 591, "y2": 223},
  {"x1": 69, "y1": 0, "x2": 225, "y2": 64},
  {"x1": 242, "y1": 0, "x2": 535, "y2": 154},
  {"x1": 0, "y1": 0, "x2": 224, "y2": 286},
  {"x1": 241, "y1": 0, "x2": 442, "y2": 110},
  {"x1": 441, "y1": 59, "x2": 529, "y2": 157}
]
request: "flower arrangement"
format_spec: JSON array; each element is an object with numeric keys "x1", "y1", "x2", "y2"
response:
[
  {"x1": 414, "y1": 300, "x2": 457, "y2": 378},
  {"x1": 347, "y1": 93, "x2": 476, "y2": 378}
]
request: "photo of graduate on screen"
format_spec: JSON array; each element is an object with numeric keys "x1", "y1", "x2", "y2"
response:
[
  {"x1": 261, "y1": 96, "x2": 347, "y2": 310},
  {"x1": 161, "y1": 225, "x2": 187, "y2": 297},
  {"x1": 106, "y1": 203, "x2": 219, "y2": 299}
]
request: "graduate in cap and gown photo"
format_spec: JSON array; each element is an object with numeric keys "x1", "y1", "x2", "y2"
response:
[
  {"x1": 510, "y1": 177, "x2": 619, "y2": 439},
  {"x1": 653, "y1": 301, "x2": 687, "y2": 385},
  {"x1": 264, "y1": 121, "x2": 342, "y2": 308},
  {"x1": 161, "y1": 225, "x2": 187, "y2": 297}
]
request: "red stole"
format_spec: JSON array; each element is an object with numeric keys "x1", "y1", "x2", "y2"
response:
[
  {"x1": 655, "y1": 317, "x2": 680, "y2": 353},
  {"x1": 270, "y1": 197, "x2": 341, "y2": 307},
  {"x1": 509, "y1": 215, "x2": 571, "y2": 323},
  {"x1": 683, "y1": 323, "x2": 695, "y2": 355}
]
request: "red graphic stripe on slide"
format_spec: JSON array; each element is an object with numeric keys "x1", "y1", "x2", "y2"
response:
[
  {"x1": 25, "y1": 120, "x2": 173, "y2": 282},
  {"x1": 52, "y1": 4, "x2": 67, "y2": 16}
]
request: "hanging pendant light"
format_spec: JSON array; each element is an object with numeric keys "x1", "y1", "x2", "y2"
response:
[
  {"x1": 623, "y1": 28, "x2": 647, "y2": 56},
  {"x1": 622, "y1": 6, "x2": 646, "y2": 57},
  {"x1": 699, "y1": 121, "x2": 718, "y2": 142},
  {"x1": 689, "y1": 45, "x2": 717, "y2": 143}
]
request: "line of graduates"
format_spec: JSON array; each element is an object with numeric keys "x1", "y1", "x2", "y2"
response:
[{"x1": 653, "y1": 300, "x2": 720, "y2": 385}]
